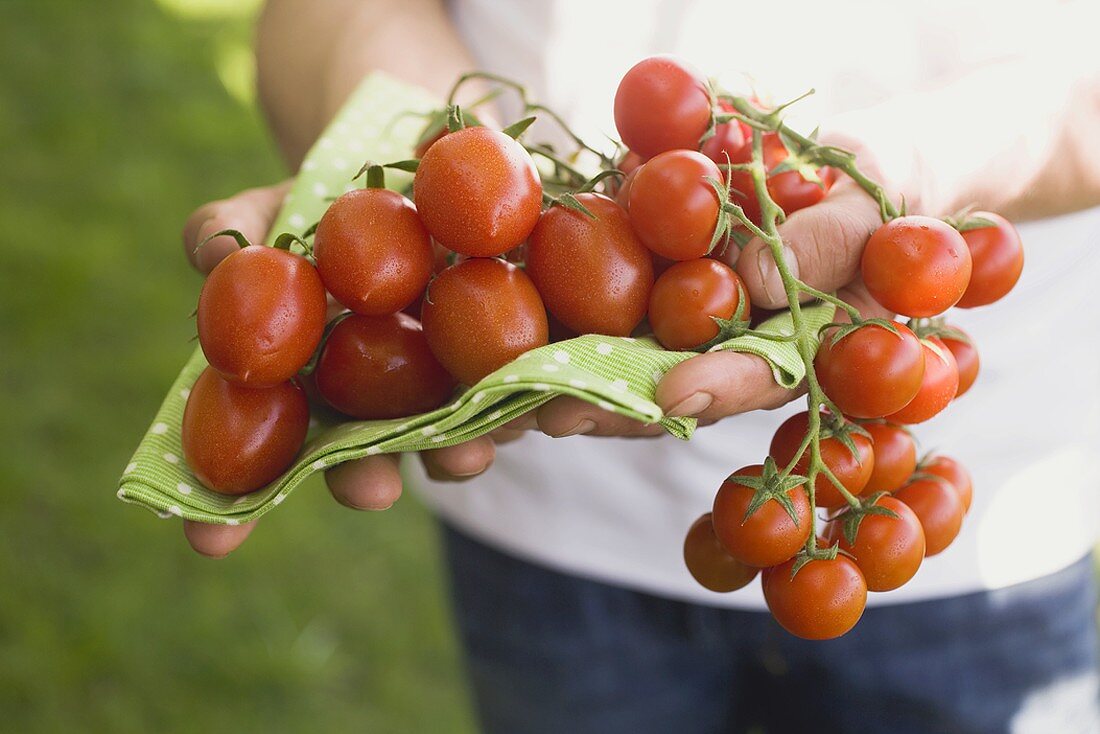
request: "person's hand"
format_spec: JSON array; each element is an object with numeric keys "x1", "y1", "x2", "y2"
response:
[{"x1": 179, "y1": 181, "x2": 498, "y2": 558}]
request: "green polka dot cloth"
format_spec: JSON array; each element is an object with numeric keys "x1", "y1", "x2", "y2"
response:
[{"x1": 116, "y1": 72, "x2": 835, "y2": 525}]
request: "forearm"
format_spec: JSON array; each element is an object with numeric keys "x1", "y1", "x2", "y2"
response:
[{"x1": 256, "y1": 0, "x2": 477, "y2": 167}]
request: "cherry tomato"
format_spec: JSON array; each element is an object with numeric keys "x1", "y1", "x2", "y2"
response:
[
  {"x1": 815, "y1": 323, "x2": 925, "y2": 419},
  {"x1": 827, "y1": 496, "x2": 925, "y2": 591},
  {"x1": 922, "y1": 455, "x2": 973, "y2": 513},
  {"x1": 893, "y1": 477, "x2": 965, "y2": 556},
  {"x1": 683, "y1": 513, "x2": 759, "y2": 592},
  {"x1": 769, "y1": 412, "x2": 874, "y2": 509},
  {"x1": 861, "y1": 216, "x2": 973, "y2": 317},
  {"x1": 181, "y1": 367, "x2": 309, "y2": 495},
  {"x1": 413, "y1": 126, "x2": 542, "y2": 257},
  {"x1": 763, "y1": 554, "x2": 867, "y2": 640},
  {"x1": 885, "y1": 339, "x2": 958, "y2": 424},
  {"x1": 628, "y1": 150, "x2": 723, "y2": 261},
  {"x1": 700, "y1": 101, "x2": 746, "y2": 167},
  {"x1": 956, "y1": 212, "x2": 1024, "y2": 308},
  {"x1": 197, "y1": 245, "x2": 327, "y2": 387},
  {"x1": 613, "y1": 55, "x2": 711, "y2": 159},
  {"x1": 313, "y1": 188, "x2": 433, "y2": 316},
  {"x1": 421, "y1": 258, "x2": 548, "y2": 385},
  {"x1": 862, "y1": 422, "x2": 917, "y2": 493},
  {"x1": 618, "y1": 150, "x2": 646, "y2": 175},
  {"x1": 314, "y1": 313, "x2": 456, "y2": 420},
  {"x1": 939, "y1": 330, "x2": 980, "y2": 397},
  {"x1": 724, "y1": 133, "x2": 828, "y2": 223},
  {"x1": 526, "y1": 194, "x2": 654, "y2": 336},
  {"x1": 647, "y1": 258, "x2": 749, "y2": 350},
  {"x1": 711, "y1": 464, "x2": 813, "y2": 568}
]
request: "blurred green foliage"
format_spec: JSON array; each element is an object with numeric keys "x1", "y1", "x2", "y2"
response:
[{"x1": 0, "y1": 1, "x2": 475, "y2": 731}]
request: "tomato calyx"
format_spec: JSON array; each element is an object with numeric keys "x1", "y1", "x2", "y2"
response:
[
  {"x1": 694, "y1": 280, "x2": 751, "y2": 352},
  {"x1": 786, "y1": 541, "x2": 846, "y2": 579},
  {"x1": 818, "y1": 317, "x2": 902, "y2": 348},
  {"x1": 907, "y1": 317, "x2": 971, "y2": 345},
  {"x1": 194, "y1": 227, "x2": 314, "y2": 260},
  {"x1": 832, "y1": 492, "x2": 900, "y2": 546},
  {"x1": 819, "y1": 412, "x2": 872, "y2": 463},
  {"x1": 943, "y1": 205, "x2": 997, "y2": 233},
  {"x1": 726, "y1": 457, "x2": 807, "y2": 526}
]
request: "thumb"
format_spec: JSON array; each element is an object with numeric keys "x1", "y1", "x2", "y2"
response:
[{"x1": 182, "y1": 180, "x2": 292, "y2": 274}]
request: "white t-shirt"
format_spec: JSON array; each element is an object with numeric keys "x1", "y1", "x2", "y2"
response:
[{"x1": 409, "y1": 0, "x2": 1100, "y2": 608}]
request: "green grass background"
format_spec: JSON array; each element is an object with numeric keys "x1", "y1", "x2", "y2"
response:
[{"x1": 0, "y1": 1, "x2": 476, "y2": 731}]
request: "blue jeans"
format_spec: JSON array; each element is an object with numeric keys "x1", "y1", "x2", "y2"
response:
[{"x1": 441, "y1": 523, "x2": 1100, "y2": 734}]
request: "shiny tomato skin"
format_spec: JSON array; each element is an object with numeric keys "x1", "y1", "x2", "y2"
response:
[
  {"x1": 861, "y1": 216, "x2": 973, "y2": 317},
  {"x1": 413, "y1": 126, "x2": 542, "y2": 257},
  {"x1": 863, "y1": 422, "x2": 917, "y2": 493},
  {"x1": 313, "y1": 188, "x2": 434, "y2": 316},
  {"x1": 711, "y1": 464, "x2": 813, "y2": 568},
  {"x1": 526, "y1": 193, "x2": 654, "y2": 336},
  {"x1": 893, "y1": 477, "x2": 965, "y2": 556},
  {"x1": 885, "y1": 339, "x2": 959, "y2": 424},
  {"x1": 769, "y1": 412, "x2": 875, "y2": 509},
  {"x1": 923, "y1": 455, "x2": 973, "y2": 513},
  {"x1": 181, "y1": 367, "x2": 309, "y2": 495},
  {"x1": 197, "y1": 245, "x2": 327, "y2": 387},
  {"x1": 815, "y1": 323, "x2": 926, "y2": 419},
  {"x1": 314, "y1": 313, "x2": 456, "y2": 420},
  {"x1": 648, "y1": 258, "x2": 750, "y2": 350},
  {"x1": 827, "y1": 496, "x2": 925, "y2": 591},
  {"x1": 683, "y1": 513, "x2": 760, "y2": 592},
  {"x1": 940, "y1": 330, "x2": 980, "y2": 397},
  {"x1": 613, "y1": 55, "x2": 711, "y2": 159},
  {"x1": 763, "y1": 554, "x2": 867, "y2": 640},
  {"x1": 957, "y1": 212, "x2": 1024, "y2": 308},
  {"x1": 628, "y1": 149, "x2": 723, "y2": 261},
  {"x1": 421, "y1": 258, "x2": 548, "y2": 385}
]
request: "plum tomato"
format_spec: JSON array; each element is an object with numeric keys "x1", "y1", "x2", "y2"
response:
[
  {"x1": 956, "y1": 212, "x2": 1024, "y2": 308},
  {"x1": 628, "y1": 149, "x2": 723, "y2": 261},
  {"x1": 861, "y1": 215, "x2": 973, "y2": 318},
  {"x1": 413, "y1": 126, "x2": 542, "y2": 257},
  {"x1": 197, "y1": 244, "x2": 327, "y2": 388},
  {"x1": 711, "y1": 464, "x2": 813, "y2": 568},
  {"x1": 885, "y1": 338, "x2": 958, "y2": 424},
  {"x1": 893, "y1": 477, "x2": 965, "y2": 556},
  {"x1": 769, "y1": 412, "x2": 874, "y2": 509},
  {"x1": 313, "y1": 188, "x2": 434, "y2": 316},
  {"x1": 683, "y1": 513, "x2": 759, "y2": 593},
  {"x1": 827, "y1": 496, "x2": 925, "y2": 591},
  {"x1": 613, "y1": 55, "x2": 712, "y2": 159},
  {"x1": 922, "y1": 455, "x2": 973, "y2": 513},
  {"x1": 763, "y1": 554, "x2": 867, "y2": 639},
  {"x1": 181, "y1": 367, "x2": 309, "y2": 495},
  {"x1": 526, "y1": 193, "x2": 654, "y2": 336},
  {"x1": 648, "y1": 258, "x2": 750, "y2": 350},
  {"x1": 814, "y1": 322, "x2": 925, "y2": 419},
  {"x1": 862, "y1": 421, "x2": 917, "y2": 493},
  {"x1": 421, "y1": 257, "x2": 548, "y2": 385},
  {"x1": 939, "y1": 329, "x2": 980, "y2": 397},
  {"x1": 314, "y1": 313, "x2": 456, "y2": 420}
]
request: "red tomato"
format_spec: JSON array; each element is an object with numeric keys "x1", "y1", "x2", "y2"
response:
[
  {"x1": 711, "y1": 464, "x2": 813, "y2": 568},
  {"x1": 648, "y1": 258, "x2": 750, "y2": 350},
  {"x1": 197, "y1": 245, "x2": 327, "y2": 387},
  {"x1": 724, "y1": 132, "x2": 828, "y2": 223},
  {"x1": 314, "y1": 313, "x2": 456, "y2": 420},
  {"x1": 862, "y1": 422, "x2": 917, "y2": 493},
  {"x1": 700, "y1": 101, "x2": 747, "y2": 167},
  {"x1": 893, "y1": 477, "x2": 965, "y2": 556},
  {"x1": 421, "y1": 258, "x2": 548, "y2": 385},
  {"x1": 526, "y1": 194, "x2": 654, "y2": 336},
  {"x1": 939, "y1": 330, "x2": 980, "y2": 397},
  {"x1": 885, "y1": 339, "x2": 958, "y2": 424},
  {"x1": 815, "y1": 323, "x2": 926, "y2": 419},
  {"x1": 763, "y1": 554, "x2": 867, "y2": 639},
  {"x1": 313, "y1": 188, "x2": 434, "y2": 316},
  {"x1": 956, "y1": 212, "x2": 1024, "y2": 308},
  {"x1": 922, "y1": 455, "x2": 973, "y2": 513},
  {"x1": 861, "y1": 216, "x2": 973, "y2": 317},
  {"x1": 628, "y1": 150, "x2": 723, "y2": 261},
  {"x1": 618, "y1": 150, "x2": 646, "y2": 175},
  {"x1": 827, "y1": 496, "x2": 925, "y2": 591},
  {"x1": 683, "y1": 513, "x2": 759, "y2": 592},
  {"x1": 613, "y1": 55, "x2": 711, "y2": 159},
  {"x1": 769, "y1": 412, "x2": 874, "y2": 509},
  {"x1": 413, "y1": 126, "x2": 542, "y2": 257},
  {"x1": 181, "y1": 367, "x2": 309, "y2": 495}
]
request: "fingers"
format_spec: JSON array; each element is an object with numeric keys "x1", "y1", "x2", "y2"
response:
[
  {"x1": 183, "y1": 519, "x2": 258, "y2": 558},
  {"x1": 656, "y1": 350, "x2": 796, "y2": 420},
  {"x1": 420, "y1": 436, "x2": 496, "y2": 482},
  {"x1": 536, "y1": 396, "x2": 665, "y2": 438},
  {"x1": 182, "y1": 180, "x2": 292, "y2": 274},
  {"x1": 325, "y1": 454, "x2": 403, "y2": 510}
]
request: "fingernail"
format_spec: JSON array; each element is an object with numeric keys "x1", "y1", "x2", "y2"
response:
[
  {"x1": 666, "y1": 392, "x2": 713, "y2": 418},
  {"x1": 553, "y1": 418, "x2": 596, "y2": 438},
  {"x1": 757, "y1": 245, "x2": 798, "y2": 306}
]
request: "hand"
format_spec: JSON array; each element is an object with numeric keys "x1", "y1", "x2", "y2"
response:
[{"x1": 179, "y1": 182, "x2": 497, "y2": 558}]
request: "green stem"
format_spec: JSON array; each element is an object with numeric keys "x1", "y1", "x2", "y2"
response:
[{"x1": 794, "y1": 281, "x2": 862, "y2": 321}]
